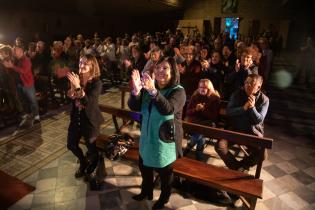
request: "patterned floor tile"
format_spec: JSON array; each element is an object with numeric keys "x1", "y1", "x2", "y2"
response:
[
  {"x1": 15, "y1": 149, "x2": 51, "y2": 165},
  {"x1": 293, "y1": 186, "x2": 315, "y2": 204},
  {"x1": 35, "y1": 178, "x2": 57, "y2": 193},
  {"x1": 291, "y1": 171, "x2": 315, "y2": 185},
  {"x1": 279, "y1": 192, "x2": 309, "y2": 210},
  {"x1": 276, "y1": 161, "x2": 299, "y2": 174},
  {"x1": 277, "y1": 175, "x2": 305, "y2": 192},
  {"x1": 1, "y1": 159, "x2": 31, "y2": 176},
  {"x1": 32, "y1": 190, "x2": 55, "y2": 208},
  {"x1": 55, "y1": 185, "x2": 88, "y2": 203},
  {"x1": 304, "y1": 167, "x2": 315, "y2": 179},
  {"x1": 263, "y1": 197, "x2": 294, "y2": 210},
  {"x1": 99, "y1": 190, "x2": 122, "y2": 209},
  {"x1": 300, "y1": 203, "x2": 315, "y2": 210},
  {"x1": 254, "y1": 202, "x2": 270, "y2": 210},
  {"x1": 276, "y1": 150, "x2": 296, "y2": 161},
  {"x1": 289, "y1": 159, "x2": 310, "y2": 170},
  {"x1": 8, "y1": 194, "x2": 34, "y2": 210},
  {"x1": 264, "y1": 165, "x2": 287, "y2": 178},
  {"x1": 38, "y1": 167, "x2": 59, "y2": 180},
  {"x1": 169, "y1": 193, "x2": 193, "y2": 209},
  {"x1": 267, "y1": 153, "x2": 286, "y2": 164}
]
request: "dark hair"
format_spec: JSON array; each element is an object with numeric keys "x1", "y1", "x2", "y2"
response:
[
  {"x1": 211, "y1": 49, "x2": 221, "y2": 58},
  {"x1": 222, "y1": 44, "x2": 232, "y2": 51},
  {"x1": 156, "y1": 56, "x2": 180, "y2": 87},
  {"x1": 131, "y1": 45, "x2": 142, "y2": 53},
  {"x1": 13, "y1": 44, "x2": 25, "y2": 51}
]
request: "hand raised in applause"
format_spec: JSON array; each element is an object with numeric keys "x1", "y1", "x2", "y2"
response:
[
  {"x1": 201, "y1": 59, "x2": 210, "y2": 71},
  {"x1": 67, "y1": 72, "x2": 81, "y2": 89},
  {"x1": 141, "y1": 72, "x2": 156, "y2": 94},
  {"x1": 131, "y1": 70, "x2": 142, "y2": 96},
  {"x1": 235, "y1": 59, "x2": 240, "y2": 72}
]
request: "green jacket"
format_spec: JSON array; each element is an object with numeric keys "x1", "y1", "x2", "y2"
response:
[{"x1": 140, "y1": 85, "x2": 183, "y2": 168}]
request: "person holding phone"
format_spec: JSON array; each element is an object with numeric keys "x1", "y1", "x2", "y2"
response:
[{"x1": 66, "y1": 54, "x2": 104, "y2": 179}]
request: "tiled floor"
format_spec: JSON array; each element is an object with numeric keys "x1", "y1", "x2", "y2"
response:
[{"x1": 1, "y1": 54, "x2": 315, "y2": 210}]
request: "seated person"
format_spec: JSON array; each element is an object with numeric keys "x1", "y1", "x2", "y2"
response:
[
  {"x1": 215, "y1": 74, "x2": 269, "y2": 172},
  {"x1": 184, "y1": 79, "x2": 220, "y2": 160}
]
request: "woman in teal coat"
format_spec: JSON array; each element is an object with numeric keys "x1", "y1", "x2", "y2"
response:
[{"x1": 128, "y1": 57, "x2": 186, "y2": 209}]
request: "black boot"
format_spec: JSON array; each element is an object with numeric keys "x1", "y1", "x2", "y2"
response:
[
  {"x1": 75, "y1": 159, "x2": 88, "y2": 178},
  {"x1": 152, "y1": 198, "x2": 169, "y2": 209}
]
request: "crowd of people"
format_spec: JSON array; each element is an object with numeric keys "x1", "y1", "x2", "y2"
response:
[{"x1": 0, "y1": 28, "x2": 276, "y2": 208}]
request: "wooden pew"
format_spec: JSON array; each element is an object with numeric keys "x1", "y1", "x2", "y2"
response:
[{"x1": 93, "y1": 104, "x2": 273, "y2": 210}]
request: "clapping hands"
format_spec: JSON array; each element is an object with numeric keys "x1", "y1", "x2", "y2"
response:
[
  {"x1": 243, "y1": 95, "x2": 256, "y2": 110},
  {"x1": 131, "y1": 70, "x2": 156, "y2": 96},
  {"x1": 201, "y1": 59, "x2": 210, "y2": 70},
  {"x1": 196, "y1": 103, "x2": 205, "y2": 111},
  {"x1": 141, "y1": 72, "x2": 155, "y2": 93},
  {"x1": 131, "y1": 70, "x2": 142, "y2": 96},
  {"x1": 67, "y1": 72, "x2": 81, "y2": 89}
]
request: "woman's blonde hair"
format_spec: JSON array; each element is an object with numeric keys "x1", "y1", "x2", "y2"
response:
[{"x1": 198, "y1": 79, "x2": 220, "y2": 98}]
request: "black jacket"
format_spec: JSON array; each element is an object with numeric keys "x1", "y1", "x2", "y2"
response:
[{"x1": 70, "y1": 79, "x2": 104, "y2": 135}]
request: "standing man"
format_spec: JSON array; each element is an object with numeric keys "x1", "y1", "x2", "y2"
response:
[{"x1": 3, "y1": 45, "x2": 40, "y2": 124}]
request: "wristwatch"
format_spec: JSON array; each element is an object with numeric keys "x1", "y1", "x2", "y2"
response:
[{"x1": 149, "y1": 88, "x2": 157, "y2": 97}]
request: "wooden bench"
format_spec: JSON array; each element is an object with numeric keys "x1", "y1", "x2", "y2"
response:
[{"x1": 91, "y1": 104, "x2": 273, "y2": 209}]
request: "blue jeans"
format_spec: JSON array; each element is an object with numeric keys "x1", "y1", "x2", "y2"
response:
[
  {"x1": 188, "y1": 133, "x2": 205, "y2": 151},
  {"x1": 186, "y1": 133, "x2": 206, "y2": 160},
  {"x1": 17, "y1": 84, "x2": 39, "y2": 116}
]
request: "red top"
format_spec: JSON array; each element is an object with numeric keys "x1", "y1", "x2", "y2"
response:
[
  {"x1": 13, "y1": 56, "x2": 34, "y2": 87},
  {"x1": 185, "y1": 92, "x2": 220, "y2": 124}
]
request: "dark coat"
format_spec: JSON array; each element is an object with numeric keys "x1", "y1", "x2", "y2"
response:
[
  {"x1": 226, "y1": 88, "x2": 269, "y2": 137},
  {"x1": 70, "y1": 79, "x2": 104, "y2": 136}
]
